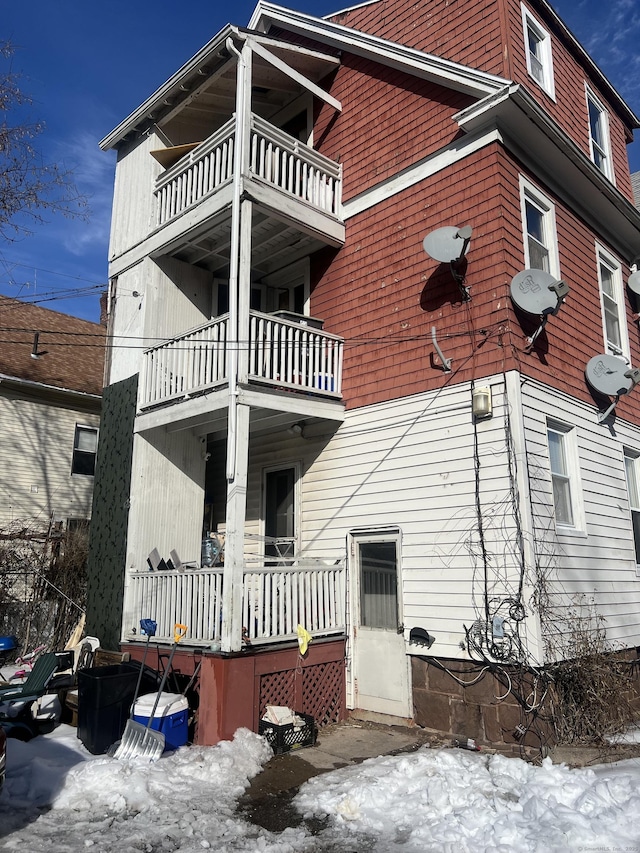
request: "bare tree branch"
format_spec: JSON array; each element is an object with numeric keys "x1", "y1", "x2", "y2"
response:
[{"x1": 0, "y1": 41, "x2": 88, "y2": 241}]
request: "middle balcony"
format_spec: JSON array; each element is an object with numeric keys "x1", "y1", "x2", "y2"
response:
[{"x1": 136, "y1": 310, "x2": 344, "y2": 433}]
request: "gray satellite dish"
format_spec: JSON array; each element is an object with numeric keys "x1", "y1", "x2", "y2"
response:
[
  {"x1": 423, "y1": 225, "x2": 472, "y2": 263},
  {"x1": 510, "y1": 269, "x2": 566, "y2": 316},
  {"x1": 628, "y1": 270, "x2": 640, "y2": 296},
  {"x1": 585, "y1": 354, "x2": 635, "y2": 398},
  {"x1": 510, "y1": 269, "x2": 569, "y2": 348}
]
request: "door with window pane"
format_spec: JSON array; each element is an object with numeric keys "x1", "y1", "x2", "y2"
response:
[
  {"x1": 264, "y1": 468, "x2": 296, "y2": 562},
  {"x1": 350, "y1": 531, "x2": 411, "y2": 717}
]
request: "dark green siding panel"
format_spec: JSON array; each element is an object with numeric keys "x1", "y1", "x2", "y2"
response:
[{"x1": 86, "y1": 375, "x2": 137, "y2": 648}]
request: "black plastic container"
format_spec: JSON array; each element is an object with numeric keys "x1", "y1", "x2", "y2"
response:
[
  {"x1": 259, "y1": 712, "x2": 316, "y2": 754},
  {"x1": 77, "y1": 664, "x2": 155, "y2": 755}
]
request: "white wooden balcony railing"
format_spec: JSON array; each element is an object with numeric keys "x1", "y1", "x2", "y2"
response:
[
  {"x1": 124, "y1": 559, "x2": 346, "y2": 645},
  {"x1": 154, "y1": 114, "x2": 342, "y2": 227},
  {"x1": 139, "y1": 310, "x2": 343, "y2": 409}
]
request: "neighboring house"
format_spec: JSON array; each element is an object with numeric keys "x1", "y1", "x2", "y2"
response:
[
  {"x1": 0, "y1": 296, "x2": 105, "y2": 532},
  {"x1": 94, "y1": 0, "x2": 640, "y2": 748}
]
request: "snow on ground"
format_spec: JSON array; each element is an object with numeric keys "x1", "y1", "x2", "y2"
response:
[{"x1": 1, "y1": 724, "x2": 640, "y2": 852}]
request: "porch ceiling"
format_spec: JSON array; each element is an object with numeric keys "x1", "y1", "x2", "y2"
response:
[
  {"x1": 136, "y1": 384, "x2": 345, "y2": 438},
  {"x1": 101, "y1": 27, "x2": 340, "y2": 151},
  {"x1": 163, "y1": 205, "x2": 327, "y2": 277}
]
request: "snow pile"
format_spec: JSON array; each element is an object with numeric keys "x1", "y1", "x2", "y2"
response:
[
  {"x1": 295, "y1": 747, "x2": 640, "y2": 852},
  {"x1": 2, "y1": 724, "x2": 640, "y2": 852},
  {"x1": 0, "y1": 725, "x2": 301, "y2": 852}
]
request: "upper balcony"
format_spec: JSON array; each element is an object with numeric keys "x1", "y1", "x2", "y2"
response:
[{"x1": 153, "y1": 113, "x2": 343, "y2": 258}]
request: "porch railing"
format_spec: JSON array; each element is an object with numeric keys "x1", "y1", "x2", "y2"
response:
[
  {"x1": 248, "y1": 310, "x2": 343, "y2": 396},
  {"x1": 155, "y1": 118, "x2": 235, "y2": 227},
  {"x1": 141, "y1": 315, "x2": 229, "y2": 408},
  {"x1": 153, "y1": 113, "x2": 342, "y2": 228},
  {"x1": 250, "y1": 115, "x2": 341, "y2": 217},
  {"x1": 125, "y1": 560, "x2": 345, "y2": 645},
  {"x1": 139, "y1": 311, "x2": 343, "y2": 409}
]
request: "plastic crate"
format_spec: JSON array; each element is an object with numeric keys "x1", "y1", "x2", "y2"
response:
[{"x1": 259, "y1": 712, "x2": 316, "y2": 754}]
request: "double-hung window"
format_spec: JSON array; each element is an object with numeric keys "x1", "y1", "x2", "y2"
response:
[
  {"x1": 547, "y1": 421, "x2": 582, "y2": 530},
  {"x1": 521, "y1": 4, "x2": 555, "y2": 98},
  {"x1": 520, "y1": 177, "x2": 560, "y2": 276},
  {"x1": 71, "y1": 425, "x2": 98, "y2": 476},
  {"x1": 596, "y1": 244, "x2": 628, "y2": 360},
  {"x1": 586, "y1": 88, "x2": 613, "y2": 181},
  {"x1": 624, "y1": 451, "x2": 640, "y2": 569}
]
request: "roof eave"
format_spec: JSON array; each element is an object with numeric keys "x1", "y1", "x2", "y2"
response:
[
  {"x1": 99, "y1": 24, "x2": 238, "y2": 151},
  {"x1": 249, "y1": 1, "x2": 509, "y2": 98}
]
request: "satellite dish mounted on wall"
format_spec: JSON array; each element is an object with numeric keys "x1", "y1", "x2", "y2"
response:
[
  {"x1": 628, "y1": 270, "x2": 640, "y2": 297},
  {"x1": 627, "y1": 270, "x2": 640, "y2": 322},
  {"x1": 510, "y1": 269, "x2": 569, "y2": 349},
  {"x1": 423, "y1": 225, "x2": 473, "y2": 301},
  {"x1": 585, "y1": 353, "x2": 640, "y2": 422}
]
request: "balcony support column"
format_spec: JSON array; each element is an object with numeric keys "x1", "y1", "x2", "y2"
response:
[
  {"x1": 221, "y1": 39, "x2": 252, "y2": 654},
  {"x1": 220, "y1": 400, "x2": 250, "y2": 653}
]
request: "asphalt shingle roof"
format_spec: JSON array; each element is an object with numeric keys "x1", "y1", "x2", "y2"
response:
[{"x1": 0, "y1": 295, "x2": 106, "y2": 397}]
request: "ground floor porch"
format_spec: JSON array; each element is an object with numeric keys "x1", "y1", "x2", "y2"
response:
[{"x1": 121, "y1": 635, "x2": 347, "y2": 746}]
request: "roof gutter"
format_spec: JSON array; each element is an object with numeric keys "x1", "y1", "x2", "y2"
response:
[{"x1": 0, "y1": 373, "x2": 102, "y2": 404}]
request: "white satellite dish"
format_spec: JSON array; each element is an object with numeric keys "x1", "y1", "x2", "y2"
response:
[
  {"x1": 585, "y1": 354, "x2": 640, "y2": 421},
  {"x1": 422, "y1": 225, "x2": 472, "y2": 264}
]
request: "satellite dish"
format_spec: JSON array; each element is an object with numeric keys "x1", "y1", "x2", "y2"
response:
[
  {"x1": 585, "y1": 354, "x2": 635, "y2": 398},
  {"x1": 628, "y1": 270, "x2": 640, "y2": 296},
  {"x1": 510, "y1": 269, "x2": 569, "y2": 348},
  {"x1": 510, "y1": 269, "x2": 567, "y2": 316},
  {"x1": 423, "y1": 225, "x2": 472, "y2": 263}
]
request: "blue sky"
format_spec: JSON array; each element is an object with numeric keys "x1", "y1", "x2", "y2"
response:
[{"x1": 2, "y1": 0, "x2": 639, "y2": 323}]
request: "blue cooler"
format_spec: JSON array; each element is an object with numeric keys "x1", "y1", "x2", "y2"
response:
[{"x1": 132, "y1": 692, "x2": 189, "y2": 751}]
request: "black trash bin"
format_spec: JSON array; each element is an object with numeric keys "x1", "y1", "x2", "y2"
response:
[{"x1": 77, "y1": 664, "x2": 155, "y2": 755}]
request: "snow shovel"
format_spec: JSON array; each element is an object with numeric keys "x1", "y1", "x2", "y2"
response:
[
  {"x1": 113, "y1": 623, "x2": 187, "y2": 762},
  {"x1": 108, "y1": 618, "x2": 157, "y2": 757}
]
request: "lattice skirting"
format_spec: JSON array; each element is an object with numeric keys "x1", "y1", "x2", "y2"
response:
[{"x1": 256, "y1": 643, "x2": 346, "y2": 727}]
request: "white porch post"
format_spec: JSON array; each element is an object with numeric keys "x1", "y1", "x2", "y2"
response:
[{"x1": 221, "y1": 39, "x2": 252, "y2": 653}]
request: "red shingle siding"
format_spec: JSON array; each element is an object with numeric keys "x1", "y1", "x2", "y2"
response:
[
  {"x1": 310, "y1": 139, "x2": 640, "y2": 419},
  {"x1": 314, "y1": 55, "x2": 473, "y2": 202},
  {"x1": 507, "y1": 0, "x2": 634, "y2": 201},
  {"x1": 328, "y1": 0, "x2": 506, "y2": 77},
  {"x1": 311, "y1": 145, "x2": 519, "y2": 409}
]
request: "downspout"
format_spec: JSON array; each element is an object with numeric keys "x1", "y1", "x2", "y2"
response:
[{"x1": 225, "y1": 36, "x2": 246, "y2": 482}]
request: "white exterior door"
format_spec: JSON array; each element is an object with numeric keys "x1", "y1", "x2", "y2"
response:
[{"x1": 349, "y1": 530, "x2": 412, "y2": 718}]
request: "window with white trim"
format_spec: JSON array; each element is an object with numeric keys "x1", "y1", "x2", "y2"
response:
[
  {"x1": 520, "y1": 178, "x2": 560, "y2": 277},
  {"x1": 596, "y1": 244, "x2": 628, "y2": 360},
  {"x1": 586, "y1": 88, "x2": 613, "y2": 180},
  {"x1": 546, "y1": 421, "x2": 582, "y2": 530},
  {"x1": 521, "y1": 4, "x2": 555, "y2": 98},
  {"x1": 624, "y1": 450, "x2": 640, "y2": 568},
  {"x1": 71, "y1": 425, "x2": 98, "y2": 476}
]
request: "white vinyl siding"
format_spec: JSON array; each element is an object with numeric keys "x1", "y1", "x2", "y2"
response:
[
  {"x1": 596, "y1": 244, "x2": 628, "y2": 361},
  {"x1": 0, "y1": 390, "x2": 99, "y2": 527},
  {"x1": 586, "y1": 87, "x2": 613, "y2": 181},
  {"x1": 519, "y1": 177, "x2": 560, "y2": 278},
  {"x1": 523, "y1": 379, "x2": 640, "y2": 654},
  {"x1": 521, "y1": 4, "x2": 555, "y2": 99}
]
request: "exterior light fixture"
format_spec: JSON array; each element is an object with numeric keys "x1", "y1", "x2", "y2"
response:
[{"x1": 472, "y1": 386, "x2": 492, "y2": 418}]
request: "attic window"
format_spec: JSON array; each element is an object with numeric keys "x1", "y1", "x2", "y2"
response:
[{"x1": 521, "y1": 4, "x2": 555, "y2": 99}]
